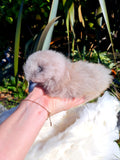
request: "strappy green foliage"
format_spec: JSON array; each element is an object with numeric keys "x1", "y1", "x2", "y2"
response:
[{"x1": 14, "y1": 1, "x2": 24, "y2": 80}]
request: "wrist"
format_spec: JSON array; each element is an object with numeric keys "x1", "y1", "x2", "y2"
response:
[
  {"x1": 20, "y1": 99, "x2": 49, "y2": 121},
  {"x1": 25, "y1": 87, "x2": 53, "y2": 118}
]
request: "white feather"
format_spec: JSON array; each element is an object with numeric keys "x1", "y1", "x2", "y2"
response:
[{"x1": 25, "y1": 92, "x2": 120, "y2": 160}]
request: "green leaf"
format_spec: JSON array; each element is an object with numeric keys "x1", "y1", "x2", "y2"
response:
[
  {"x1": 36, "y1": 16, "x2": 60, "y2": 51},
  {"x1": 62, "y1": 0, "x2": 66, "y2": 6},
  {"x1": 98, "y1": 0, "x2": 115, "y2": 61},
  {"x1": 88, "y1": 22, "x2": 94, "y2": 28},
  {"x1": 34, "y1": 0, "x2": 60, "y2": 51},
  {"x1": 63, "y1": 0, "x2": 75, "y2": 54},
  {"x1": 66, "y1": 11, "x2": 70, "y2": 38},
  {"x1": 96, "y1": 6, "x2": 102, "y2": 27},
  {"x1": 63, "y1": 0, "x2": 74, "y2": 34},
  {"x1": 41, "y1": 0, "x2": 59, "y2": 51},
  {"x1": 10, "y1": 76, "x2": 16, "y2": 86},
  {"x1": 6, "y1": 16, "x2": 13, "y2": 24},
  {"x1": 14, "y1": 1, "x2": 24, "y2": 78},
  {"x1": 8, "y1": 86, "x2": 16, "y2": 92},
  {"x1": 69, "y1": 2, "x2": 75, "y2": 36}
]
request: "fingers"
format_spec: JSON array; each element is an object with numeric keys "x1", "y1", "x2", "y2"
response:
[
  {"x1": 51, "y1": 97, "x2": 85, "y2": 115},
  {"x1": 27, "y1": 87, "x2": 85, "y2": 115},
  {"x1": 73, "y1": 97, "x2": 85, "y2": 106}
]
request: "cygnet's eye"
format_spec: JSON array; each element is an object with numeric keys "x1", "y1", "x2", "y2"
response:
[{"x1": 38, "y1": 66, "x2": 43, "y2": 72}]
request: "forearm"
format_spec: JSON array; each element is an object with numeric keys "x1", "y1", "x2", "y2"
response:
[
  {"x1": 0, "y1": 87, "x2": 84, "y2": 160},
  {"x1": 0, "y1": 101, "x2": 48, "y2": 160}
]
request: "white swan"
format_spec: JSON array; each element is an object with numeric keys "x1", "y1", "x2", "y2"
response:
[{"x1": 25, "y1": 92, "x2": 120, "y2": 160}]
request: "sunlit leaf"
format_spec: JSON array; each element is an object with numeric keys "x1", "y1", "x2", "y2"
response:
[
  {"x1": 62, "y1": 0, "x2": 66, "y2": 6},
  {"x1": 6, "y1": 16, "x2": 13, "y2": 24},
  {"x1": 69, "y1": 2, "x2": 75, "y2": 37},
  {"x1": 69, "y1": 2, "x2": 75, "y2": 28},
  {"x1": 98, "y1": 0, "x2": 115, "y2": 61},
  {"x1": 66, "y1": 11, "x2": 70, "y2": 38},
  {"x1": 14, "y1": 1, "x2": 23, "y2": 79},
  {"x1": 36, "y1": 16, "x2": 60, "y2": 51},
  {"x1": 96, "y1": 6, "x2": 102, "y2": 27},
  {"x1": 41, "y1": 0, "x2": 59, "y2": 51},
  {"x1": 63, "y1": 0, "x2": 75, "y2": 54},
  {"x1": 88, "y1": 22, "x2": 94, "y2": 28},
  {"x1": 78, "y1": 5, "x2": 85, "y2": 27}
]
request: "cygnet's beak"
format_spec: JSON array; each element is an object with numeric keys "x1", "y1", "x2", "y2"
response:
[{"x1": 29, "y1": 81, "x2": 37, "y2": 92}]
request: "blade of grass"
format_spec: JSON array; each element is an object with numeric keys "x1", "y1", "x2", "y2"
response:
[
  {"x1": 66, "y1": 10, "x2": 70, "y2": 55},
  {"x1": 36, "y1": 16, "x2": 60, "y2": 51},
  {"x1": 40, "y1": 0, "x2": 59, "y2": 51},
  {"x1": 63, "y1": 0, "x2": 75, "y2": 56},
  {"x1": 69, "y1": 2, "x2": 75, "y2": 37},
  {"x1": 69, "y1": 2, "x2": 76, "y2": 57},
  {"x1": 78, "y1": 4, "x2": 85, "y2": 28},
  {"x1": 98, "y1": 0, "x2": 116, "y2": 61},
  {"x1": 96, "y1": 6, "x2": 102, "y2": 27},
  {"x1": 14, "y1": 1, "x2": 23, "y2": 80}
]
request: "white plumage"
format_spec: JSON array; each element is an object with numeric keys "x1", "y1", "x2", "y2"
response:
[{"x1": 25, "y1": 92, "x2": 120, "y2": 160}]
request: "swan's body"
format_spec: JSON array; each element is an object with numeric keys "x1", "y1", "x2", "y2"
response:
[
  {"x1": 0, "y1": 92, "x2": 119, "y2": 160},
  {"x1": 25, "y1": 92, "x2": 120, "y2": 160}
]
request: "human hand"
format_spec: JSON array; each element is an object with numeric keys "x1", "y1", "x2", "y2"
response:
[{"x1": 25, "y1": 87, "x2": 85, "y2": 116}]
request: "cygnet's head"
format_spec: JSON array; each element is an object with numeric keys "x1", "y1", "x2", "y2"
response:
[{"x1": 23, "y1": 50, "x2": 70, "y2": 91}]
